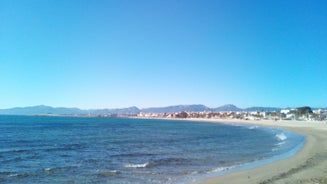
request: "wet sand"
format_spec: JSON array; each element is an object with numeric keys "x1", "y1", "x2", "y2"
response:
[{"x1": 189, "y1": 119, "x2": 327, "y2": 184}]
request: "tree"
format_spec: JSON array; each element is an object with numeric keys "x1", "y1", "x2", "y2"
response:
[
  {"x1": 176, "y1": 111, "x2": 188, "y2": 118},
  {"x1": 296, "y1": 106, "x2": 313, "y2": 115},
  {"x1": 295, "y1": 106, "x2": 313, "y2": 119}
]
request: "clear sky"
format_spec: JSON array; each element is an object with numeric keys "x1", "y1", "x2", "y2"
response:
[{"x1": 0, "y1": 0, "x2": 326, "y2": 109}]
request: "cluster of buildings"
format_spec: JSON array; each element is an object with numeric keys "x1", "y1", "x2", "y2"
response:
[{"x1": 137, "y1": 108, "x2": 327, "y2": 121}]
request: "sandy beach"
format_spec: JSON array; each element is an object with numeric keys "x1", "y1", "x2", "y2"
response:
[{"x1": 188, "y1": 119, "x2": 327, "y2": 184}]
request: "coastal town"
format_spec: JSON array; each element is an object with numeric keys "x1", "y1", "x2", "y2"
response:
[
  {"x1": 136, "y1": 107, "x2": 327, "y2": 122},
  {"x1": 0, "y1": 105, "x2": 326, "y2": 122}
]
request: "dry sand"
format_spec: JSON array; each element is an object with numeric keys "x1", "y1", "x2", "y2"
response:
[{"x1": 188, "y1": 119, "x2": 327, "y2": 184}]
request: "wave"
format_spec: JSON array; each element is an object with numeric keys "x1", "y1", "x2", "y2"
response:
[
  {"x1": 44, "y1": 168, "x2": 55, "y2": 172},
  {"x1": 43, "y1": 144, "x2": 84, "y2": 152},
  {"x1": 275, "y1": 132, "x2": 287, "y2": 141},
  {"x1": 275, "y1": 141, "x2": 286, "y2": 146},
  {"x1": 248, "y1": 125, "x2": 259, "y2": 130},
  {"x1": 0, "y1": 149, "x2": 29, "y2": 154},
  {"x1": 151, "y1": 157, "x2": 190, "y2": 167},
  {"x1": 43, "y1": 164, "x2": 81, "y2": 173},
  {"x1": 112, "y1": 153, "x2": 156, "y2": 158},
  {"x1": 0, "y1": 144, "x2": 84, "y2": 155},
  {"x1": 97, "y1": 170, "x2": 122, "y2": 177},
  {"x1": 1, "y1": 157, "x2": 23, "y2": 164},
  {"x1": 272, "y1": 142, "x2": 286, "y2": 151},
  {"x1": 124, "y1": 162, "x2": 149, "y2": 168},
  {"x1": 8, "y1": 173, "x2": 31, "y2": 178},
  {"x1": 208, "y1": 166, "x2": 235, "y2": 173}
]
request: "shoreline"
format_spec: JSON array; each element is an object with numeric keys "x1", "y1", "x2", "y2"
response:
[{"x1": 184, "y1": 118, "x2": 327, "y2": 184}]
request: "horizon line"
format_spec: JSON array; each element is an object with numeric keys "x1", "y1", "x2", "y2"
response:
[{"x1": 0, "y1": 104, "x2": 324, "y2": 110}]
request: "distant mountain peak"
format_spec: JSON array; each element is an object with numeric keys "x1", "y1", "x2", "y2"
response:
[
  {"x1": 141, "y1": 104, "x2": 210, "y2": 113},
  {"x1": 0, "y1": 104, "x2": 324, "y2": 116},
  {"x1": 221, "y1": 104, "x2": 238, "y2": 107},
  {"x1": 213, "y1": 104, "x2": 242, "y2": 112}
]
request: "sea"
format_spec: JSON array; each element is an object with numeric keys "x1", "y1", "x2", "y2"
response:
[{"x1": 0, "y1": 116, "x2": 305, "y2": 184}]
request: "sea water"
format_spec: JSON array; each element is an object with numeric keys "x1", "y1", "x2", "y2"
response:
[{"x1": 0, "y1": 116, "x2": 305, "y2": 184}]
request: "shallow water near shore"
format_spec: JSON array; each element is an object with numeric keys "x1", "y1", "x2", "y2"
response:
[{"x1": 0, "y1": 116, "x2": 305, "y2": 184}]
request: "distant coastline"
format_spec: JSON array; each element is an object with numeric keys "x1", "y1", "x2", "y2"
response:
[{"x1": 0, "y1": 105, "x2": 326, "y2": 122}]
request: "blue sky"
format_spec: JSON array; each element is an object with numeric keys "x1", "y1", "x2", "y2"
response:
[{"x1": 0, "y1": 0, "x2": 326, "y2": 109}]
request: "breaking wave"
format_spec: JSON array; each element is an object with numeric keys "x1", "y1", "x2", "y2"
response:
[
  {"x1": 124, "y1": 163, "x2": 149, "y2": 168},
  {"x1": 248, "y1": 125, "x2": 259, "y2": 130},
  {"x1": 276, "y1": 132, "x2": 287, "y2": 141},
  {"x1": 208, "y1": 166, "x2": 235, "y2": 173}
]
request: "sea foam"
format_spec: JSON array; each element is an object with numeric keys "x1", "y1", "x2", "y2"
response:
[
  {"x1": 124, "y1": 163, "x2": 149, "y2": 168},
  {"x1": 248, "y1": 125, "x2": 259, "y2": 130},
  {"x1": 276, "y1": 132, "x2": 287, "y2": 141},
  {"x1": 209, "y1": 166, "x2": 235, "y2": 173}
]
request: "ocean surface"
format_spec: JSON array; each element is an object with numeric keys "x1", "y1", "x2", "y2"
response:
[{"x1": 0, "y1": 116, "x2": 305, "y2": 184}]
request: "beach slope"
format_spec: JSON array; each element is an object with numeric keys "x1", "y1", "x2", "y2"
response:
[{"x1": 191, "y1": 120, "x2": 327, "y2": 184}]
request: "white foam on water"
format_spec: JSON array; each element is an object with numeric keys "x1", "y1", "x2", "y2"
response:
[
  {"x1": 275, "y1": 141, "x2": 286, "y2": 146},
  {"x1": 124, "y1": 162, "x2": 149, "y2": 168},
  {"x1": 8, "y1": 174, "x2": 19, "y2": 177},
  {"x1": 98, "y1": 170, "x2": 122, "y2": 176},
  {"x1": 248, "y1": 125, "x2": 259, "y2": 130},
  {"x1": 44, "y1": 168, "x2": 52, "y2": 172},
  {"x1": 275, "y1": 132, "x2": 287, "y2": 141},
  {"x1": 208, "y1": 166, "x2": 235, "y2": 173}
]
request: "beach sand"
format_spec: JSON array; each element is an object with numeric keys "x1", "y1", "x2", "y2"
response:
[{"x1": 188, "y1": 119, "x2": 327, "y2": 184}]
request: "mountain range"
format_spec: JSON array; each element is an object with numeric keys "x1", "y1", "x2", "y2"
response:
[{"x1": 0, "y1": 104, "x2": 325, "y2": 116}]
